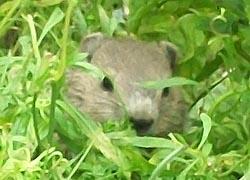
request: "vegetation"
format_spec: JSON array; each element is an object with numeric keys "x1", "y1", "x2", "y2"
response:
[{"x1": 0, "y1": 0, "x2": 250, "y2": 179}]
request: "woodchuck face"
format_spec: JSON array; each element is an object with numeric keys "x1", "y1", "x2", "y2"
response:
[{"x1": 66, "y1": 34, "x2": 186, "y2": 136}]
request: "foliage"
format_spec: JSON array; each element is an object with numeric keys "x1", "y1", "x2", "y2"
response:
[{"x1": 0, "y1": 0, "x2": 250, "y2": 179}]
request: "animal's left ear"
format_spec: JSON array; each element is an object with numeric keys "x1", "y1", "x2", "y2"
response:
[
  {"x1": 158, "y1": 41, "x2": 179, "y2": 70},
  {"x1": 80, "y1": 33, "x2": 104, "y2": 61}
]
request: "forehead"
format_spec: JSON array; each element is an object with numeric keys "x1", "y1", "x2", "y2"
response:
[{"x1": 91, "y1": 39, "x2": 171, "y2": 82}]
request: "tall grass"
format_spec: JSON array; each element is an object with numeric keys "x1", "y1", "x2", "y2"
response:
[{"x1": 0, "y1": 0, "x2": 249, "y2": 179}]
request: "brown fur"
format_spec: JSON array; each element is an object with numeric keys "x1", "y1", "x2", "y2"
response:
[{"x1": 65, "y1": 34, "x2": 186, "y2": 136}]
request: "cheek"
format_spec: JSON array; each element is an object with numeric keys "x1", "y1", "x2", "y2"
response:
[
  {"x1": 151, "y1": 89, "x2": 186, "y2": 135},
  {"x1": 66, "y1": 70, "x2": 126, "y2": 122}
]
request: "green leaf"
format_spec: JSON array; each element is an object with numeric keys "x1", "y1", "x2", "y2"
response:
[
  {"x1": 198, "y1": 113, "x2": 212, "y2": 150},
  {"x1": 37, "y1": 7, "x2": 64, "y2": 46},
  {"x1": 74, "y1": 8, "x2": 88, "y2": 36},
  {"x1": 177, "y1": 14, "x2": 205, "y2": 62},
  {"x1": 73, "y1": 61, "x2": 105, "y2": 80},
  {"x1": 122, "y1": 136, "x2": 180, "y2": 149},
  {"x1": 142, "y1": 77, "x2": 198, "y2": 89},
  {"x1": 207, "y1": 36, "x2": 224, "y2": 60},
  {"x1": 97, "y1": 4, "x2": 113, "y2": 36},
  {"x1": 128, "y1": 0, "x2": 158, "y2": 33}
]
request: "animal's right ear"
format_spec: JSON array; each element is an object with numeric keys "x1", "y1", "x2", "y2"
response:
[
  {"x1": 80, "y1": 33, "x2": 104, "y2": 61},
  {"x1": 158, "y1": 41, "x2": 179, "y2": 70}
]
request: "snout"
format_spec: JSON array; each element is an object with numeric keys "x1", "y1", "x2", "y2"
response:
[
  {"x1": 127, "y1": 91, "x2": 161, "y2": 135},
  {"x1": 129, "y1": 117, "x2": 154, "y2": 135}
]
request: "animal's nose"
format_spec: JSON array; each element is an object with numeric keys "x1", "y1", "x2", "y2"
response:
[{"x1": 129, "y1": 117, "x2": 153, "y2": 135}]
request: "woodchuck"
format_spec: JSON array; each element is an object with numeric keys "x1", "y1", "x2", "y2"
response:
[{"x1": 66, "y1": 33, "x2": 186, "y2": 136}]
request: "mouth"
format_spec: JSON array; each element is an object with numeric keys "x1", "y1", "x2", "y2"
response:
[{"x1": 130, "y1": 118, "x2": 154, "y2": 136}]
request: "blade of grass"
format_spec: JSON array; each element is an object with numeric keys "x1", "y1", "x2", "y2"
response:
[
  {"x1": 24, "y1": 13, "x2": 46, "y2": 148},
  {"x1": 219, "y1": 155, "x2": 249, "y2": 177},
  {"x1": 48, "y1": 82, "x2": 60, "y2": 143},
  {"x1": 0, "y1": 0, "x2": 21, "y2": 37},
  {"x1": 57, "y1": 100, "x2": 130, "y2": 174},
  {"x1": 66, "y1": 141, "x2": 94, "y2": 180},
  {"x1": 55, "y1": 0, "x2": 77, "y2": 81},
  {"x1": 177, "y1": 159, "x2": 198, "y2": 180},
  {"x1": 48, "y1": 0, "x2": 76, "y2": 143},
  {"x1": 34, "y1": 0, "x2": 63, "y2": 7},
  {"x1": 32, "y1": 93, "x2": 41, "y2": 152},
  {"x1": 24, "y1": 14, "x2": 42, "y2": 78},
  {"x1": 149, "y1": 145, "x2": 187, "y2": 180}
]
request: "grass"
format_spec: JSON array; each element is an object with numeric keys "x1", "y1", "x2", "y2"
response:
[{"x1": 0, "y1": 0, "x2": 250, "y2": 179}]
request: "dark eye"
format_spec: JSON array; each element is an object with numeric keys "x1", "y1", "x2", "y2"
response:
[
  {"x1": 162, "y1": 87, "x2": 170, "y2": 97},
  {"x1": 101, "y1": 76, "x2": 114, "y2": 91}
]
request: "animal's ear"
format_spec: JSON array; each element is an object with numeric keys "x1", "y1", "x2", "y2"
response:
[
  {"x1": 158, "y1": 41, "x2": 179, "y2": 70},
  {"x1": 80, "y1": 33, "x2": 104, "y2": 60}
]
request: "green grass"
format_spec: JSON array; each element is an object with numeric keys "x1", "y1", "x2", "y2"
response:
[{"x1": 0, "y1": 0, "x2": 250, "y2": 179}]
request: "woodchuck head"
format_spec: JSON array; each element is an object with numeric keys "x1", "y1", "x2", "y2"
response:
[{"x1": 66, "y1": 33, "x2": 186, "y2": 136}]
